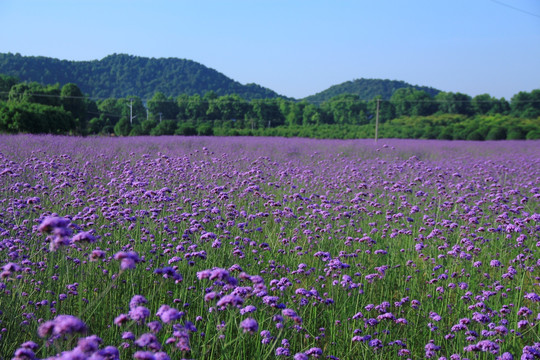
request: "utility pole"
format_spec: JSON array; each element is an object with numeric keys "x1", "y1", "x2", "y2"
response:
[
  {"x1": 375, "y1": 98, "x2": 380, "y2": 143},
  {"x1": 127, "y1": 99, "x2": 137, "y2": 125}
]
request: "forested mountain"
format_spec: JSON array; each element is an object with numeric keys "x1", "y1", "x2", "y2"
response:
[
  {"x1": 304, "y1": 78, "x2": 441, "y2": 104},
  {"x1": 0, "y1": 53, "x2": 283, "y2": 100}
]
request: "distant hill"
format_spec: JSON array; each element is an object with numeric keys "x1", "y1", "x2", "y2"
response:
[
  {"x1": 303, "y1": 78, "x2": 441, "y2": 104},
  {"x1": 0, "y1": 53, "x2": 283, "y2": 100}
]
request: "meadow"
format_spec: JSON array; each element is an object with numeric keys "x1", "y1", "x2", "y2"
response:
[{"x1": 0, "y1": 135, "x2": 538, "y2": 360}]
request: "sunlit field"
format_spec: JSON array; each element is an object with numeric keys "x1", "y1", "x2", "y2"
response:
[{"x1": 1, "y1": 135, "x2": 538, "y2": 360}]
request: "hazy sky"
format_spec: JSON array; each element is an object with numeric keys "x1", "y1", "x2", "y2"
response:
[{"x1": 1, "y1": 0, "x2": 539, "y2": 99}]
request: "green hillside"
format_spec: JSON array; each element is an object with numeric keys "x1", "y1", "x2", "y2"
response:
[
  {"x1": 0, "y1": 53, "x2": 283, "y2": 100},
  {"x1": 304, "y1": 78, "x2": 441, "y2": 104}
]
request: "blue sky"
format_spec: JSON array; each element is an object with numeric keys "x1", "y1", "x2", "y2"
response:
[{"x1": 0, "y1": 0, "x2": 539, "y2": 99}]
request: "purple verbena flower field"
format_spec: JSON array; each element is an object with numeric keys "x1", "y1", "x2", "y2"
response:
[{"x1": 1, "y1": 135, "x2": 539, "y2": 360}]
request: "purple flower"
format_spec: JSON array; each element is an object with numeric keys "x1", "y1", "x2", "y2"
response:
[
  {"x1": 156, "y1": 305, "x2": 182, "y2": 323},
  {"x1": 130, "y1": 295, "x2": 148, "y2": 309},
  {"x1": 352, "y1": 311, "x2": 364, "y2": 319},
  {"x1": 91, "y1": 346, "x2": 119, "y2": 359},
  {"x1": 154, "y1": 352, "x2": 171, "y2": 360},
  {"x1": 429, "y1": 311, "x2": 441, "y2": 322},
  {"x1": 90, "y1": 250, "x2": 106, "y2": 261},
  {"x1": 477, "y1": 339, "x2": 500, "y2": 353},
  {"x1": 13, "y1": 347, "x2": 36, "y2": 360},
  {"x1": 129, "y1": 306, "x2": 150, "y2": 322},
  {"x1": 490, "y1": 260, "x2": 502, "y2": 267},
  {"x1": 517, "y1": 307, "x2": 532, "y2": 317},
  {"x1": 38, "y1": 216, "x2": 70, "y2": 233},
  {"x1": 114, "y1": 251, "x2": 140, "y2": 270},
  {"x1": 210, "y1": 268, "x2": 230, "y2": 281},
  {"x1": 122, "y1": 331, "x2": 135, "y2": 340},
  {"x1": 133, "y1": 351, "x2": 156, "y2": 360},
  {"x1": 240, "y1": 318, "x2": 258, "y2": 333},
  {"x1": 71, "y1": 231, "x2": 96, "y2": 243},
  {"x1": 240, "y1": 305, "x2": 257, "y2": 314},
  {"x1": 369, "y1": 338, "x2": 383, "y2": 348},
  {"x1": 216, "y1": 294, "x2": 244, "y2": 307},
  {"x1": 135, "y1": 333, "x2": 160, "y2": 350},
  {"x1": 114, "y1": 314, "x2": 130, "y2": 326},
  {"x1": 147, "y1": 321, "x2": 162, "y2": 333},
  {"x1": 524, "y1": 292, "x2": 540, "y2": 302},
  {"x1": 305, "y1": 347, "x2": 323, "y2": 357},
  {"x1": 282, "y1": 308, "x2": 298, "y2": 318},
  {"x1": 20, "y1": 341, "x2": 39, "y2": 350},
  {"x1": 37, "y1": 315, "x2": 87, "y2": 338},
  {"x1": 517, "y1": 320, "x2": 529, "y2": 328},
  {"x1": 76, "y1": 335, "x2": 102, "y2": 353},
  {"x1": 472, "y1": 312, "x2": 490, "y2": 324},
  {"x1": 276, "y1": 347, "x2": 290, "y2": 356}
]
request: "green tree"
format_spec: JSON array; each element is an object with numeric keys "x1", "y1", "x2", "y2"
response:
[
  {"x1": 511, "y1": 90, "x2": 540, "y2": 118},
  {"x1": 0, "y1": 74, "x2": 18, "y2": 101},
  {"x1": 87, "y1": 117, "x2": 104, "y2": 134},
  {"x1": 175, "y1": 124, "x2": 197, "y2": 135},
  {"x1": 390, "y1": 88, "x2": 436, "y2": 117},
  {"x1": 302, "y1": 103, "x2": 321, "y2": 126},
  {"x1": 119, "y1": 96, "x2": 146, "y2": 125},
  {"x1": 252, "y1": 99, "x2": 285, "y2": 127},
  {"x1": 367, "y1": 97, "x2": 395, "y2": 123},
  {"x1": 114, "y1": 117, "x2": 131, "y2": 136},
  {"x1": 140, "y1": 119, "x2": 158, "y2": 135},
  {"x1": 0, "y1": 102, "x2": 73, "y2": 134},
  {"x1": 183, "y1": 94, "x2": 207, "y2": 120},
  {"x1": 322, "y1": 94, "x2": 368, "y2": 125},
  {"x1": 150, "y1": 119, "x2": 177, "y2": 135},
  {"x1": 97, "y1": 98, "x2": 122, "y2": 126},
  {"x1": 197, "y1": 123, "x2": 214, "y2": 135},
  {"x1": 147, "y1": 92, "x2": 179, "y2": 121},
  {"x1": 435, "y1": 92, "x2": 473, "y2": 115},
  {"x1": 485, "y1": 126, "x2": 507, "y2": 140},
  {"x1": 61, "y1": 83, "x2": 87, "y2": 134},
  {"x1": 284, "y1": 102, "x2": 303, "y2": 127},
  {"x1": 8, "y1": 82, "x2": 61, "y2": 107}
]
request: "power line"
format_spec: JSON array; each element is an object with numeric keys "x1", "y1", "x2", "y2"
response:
[
  {"x1": 490, "y1": 0, "x2": 540, "y2": 18},
  {"x1": 1, "y1": 91, "x2": 540, "y2": 105}
]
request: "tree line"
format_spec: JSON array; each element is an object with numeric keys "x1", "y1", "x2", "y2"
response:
[
  {"x1": 0, "y1": 74, "x2": 539, "y2": 140},
  {"x1": 0, "y1": 53, "x2": 281, "y2": 100}
]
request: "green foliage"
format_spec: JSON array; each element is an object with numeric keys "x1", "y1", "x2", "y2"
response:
[
  {"x1": 0, "y1": 74, "x2": 18, "y2": 101},
  {"x1": 9, "y1": 82, "x2": 61, "y2": 107},
  {"x1": 511, "y1": 90, "x2": 540, "y2": 118},
  {"x1": 485, "y1": 126, "x2": 507, "y2": 140},
  {"x1": 197, "y1": 123, "x2": 214, "y2": 136},
  {"x1": 0, "y1": 65, "x2": 538, "y2": 140},
  {"x1": 506, "y1": 127, "x2": 526, "y2": 140},
  {"x1": 61, "y1": 83, "x2": 87, "y2": 134},
  {"x1": 304, "y1": 78, "x2": 440, "y2": 104},
  {"x1": 0, "y1": 53, "x2": 283, "y2": 100},
  {"x1": 175, "y1": 123, "x2": 197, "y2": 136},
  {"x1": 150, "y1": 120, "x2": 177, "y2": 136},
  {"x1": 0, "y1": 101, "x2": 73, "y2": 134},
  {"x1": 113, "y1": 117, "x2": 131, "y2": 136},
  {"x1": 147, "y1": 92, "x2": 179, "y2": 121},
  {"x1": 526, "y1": 129, "x2": 540, "y2": 140},
  {"x1": 390, "y1": 88, "x2": 437, "y2": 117},
  {"x1": 140, "y1": 119, "x2": 158, "y2": 135},
  {"x1": 321, "y1": 94, "x2": 367, "y2": 125},
  {"x1": 88, "y1": 117, "x2": 104, "y2": 135},
  {"x1": 435, "y1": 92, "x2": 473, "y2": 115}
]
